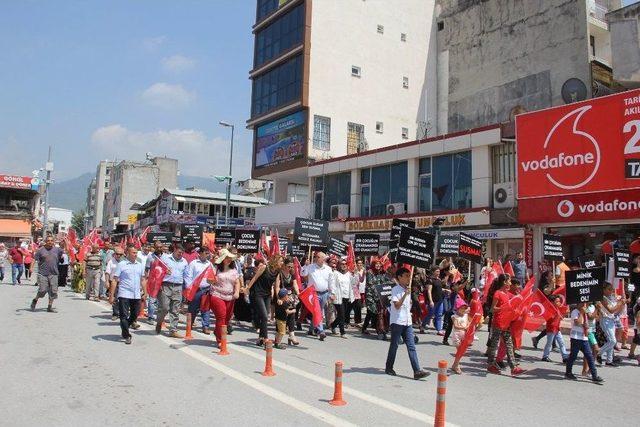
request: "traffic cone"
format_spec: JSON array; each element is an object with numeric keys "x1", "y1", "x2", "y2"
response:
[
  {"x1": 329, "y1": 361, "x2": 347, "y2": 406},
  {"x1": 434, "y1": 360, "x2": 448, "y2": 427},
  {"x1": 262, "y1": 340, "x2": 276, "y2": 376},
  {"x1": 138, "y1": 299, "x2": 146, "y2": 319},
  {"x1": 218, "y1": 325, "x2": 230, "y2": 356},
  {"x1": 185, "y1": 313, "x2": 193, "y2": 341}
]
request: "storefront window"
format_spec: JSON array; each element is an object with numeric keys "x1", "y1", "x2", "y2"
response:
[
  {"x1": 424, "y1": 151, "x2": 472, "y2": 212},
  {"x1": 361, "y1": 162, "x2": 407, "y2": 217},
  {"x1": 432, "y1": 155, "x2": 453, "y2": 210},
  {"x1": 314, "y1": 173, "x2": 350, "y2": 220},
  {"x1": 453, "y1": 151, "x2": 472, "y2": 209}
]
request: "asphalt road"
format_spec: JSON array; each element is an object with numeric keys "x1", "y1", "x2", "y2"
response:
[{"x1": 0, "y1": 280, "x2": 637, "y2": 427}]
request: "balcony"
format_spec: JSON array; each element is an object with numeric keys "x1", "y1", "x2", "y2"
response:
[
  {"x1": 255, "y1": 201, "x2": 310, "y2": 227},
  {"x1": 588, "y1": 0, "x2": 608, "y2": 25}
]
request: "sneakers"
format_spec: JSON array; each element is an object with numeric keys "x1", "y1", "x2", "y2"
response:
[
  {"x1": 510, "y1": 367, "x2": 526, "y2": 376},
  {"x1": 541, "y1": 356, "x2": 552, "y2": 362},
  {"x1": 47, "y1": 306, "x2": 57, "y2": 313},
  {"x1": 487, "y1": 364, "x2": 501, "y2": 375},
  {"x1": 592, "y1": 376, "x2": 604, "y2": 384},
  {"x1": 565, "y1": 373, "x2": 578, "y2": 380},
  {"x1": 319, "y1": 332, "x2": 326, "y2": 341},
  {"x1": 413, "y1": 370, "x2": 428, "y2": 380},
  {"x1": 605, "y1": 362, "x2": 619, "y2": 367},
  {"x1": 385, "y1": 368, "x2": 397, "y2": 376},
  {"x1": 30, "y1": 299, "x2": 37, "y2": 311},
  {"x1": 532, "y1": 337, "x2": 539, "y2": 349},
  {"x1": 442, "y1": 339, "x2": 450, "y2": 346},
  {"x1": 131, "y1": 322, "x2": 141, "y2": 330},
  {"x1": 436, "y1": 331, "x2": 445, "y2": 336},
  {"x1": 111, "y1": 315, "x2": 118, "y2": 321},
  {"x1": 169, "y1": 331, "x2": 184, "y2": 339},
  {"x1": 124, "y1": 337, "x2": 132, "y2": 345}
]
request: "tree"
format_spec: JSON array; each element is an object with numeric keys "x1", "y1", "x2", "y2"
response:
[{"x1": 71, "y1": 210, "x2": 86, "y2": 237}]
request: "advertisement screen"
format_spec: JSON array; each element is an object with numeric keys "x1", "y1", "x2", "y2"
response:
[{"x1": 255, "y1": 111, "x2": 306, "y2": 170}]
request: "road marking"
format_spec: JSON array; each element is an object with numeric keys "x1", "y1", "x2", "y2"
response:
[
  {"x1": 86, "y1": 299, "x2": 356, "y2": 427},
  {"x1": 227, "y1": 343, "x2": 460, "y2": 427}
]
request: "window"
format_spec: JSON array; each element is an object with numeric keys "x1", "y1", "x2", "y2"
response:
[
  {"x1": 437, "y1": 21, "x2": 444, "y2": 31},
  {"x1": 313, "y1": 115, "x2": 331, "y2": 150},
  {"x1": 251, "y1": 54, "x2": 303, "y2": 117},
  {"x1": 360, "y1": 162, "x2": 407, "y2": 217},
  {"x1": 590, "y1": 35, "x2": 596, "y2": 56},
  {"x1": 254, "y1": 4, "x2": 304, "y2": 67},
  {"x1": 313, "y1": 173, "x2": 350, "y2": 220},
  {"x1": 426, "y1": 151, "x2": 472, "y2": 212},
  {"x1": 402, "y1": 76, "x2": 409, "y2": 88},
  {"x1": 492, "y1": 142, "x2": 516, "y2": 184},
  {"x1": 256, "y1": 0, "x2": 290, "y2": 22},
  {"x1": 400, "y1": 33, "x2": 407, "y2": 42},
  {"x1": 351, "y1": 65, "x2": 361, "y2": 77},
  {"x1": 377, "y1": 24, "x2": 384, "y2": 34},
  {"x1": 347, "y1": 122, "x2": 365, "y2": 155},
  {"x1": 376, "y1": 121, "x2": 384, "y2": 133},
  {"x1": 209, "y1": 205, "x2": 216, "y2": 216},
  {"x1": 401, "y1": 127, "x2": 409, "y2": 139}
]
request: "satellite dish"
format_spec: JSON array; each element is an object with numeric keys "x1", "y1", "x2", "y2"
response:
[{"x1": 561, "y1": 78, "x2": 587, "y2": 104}]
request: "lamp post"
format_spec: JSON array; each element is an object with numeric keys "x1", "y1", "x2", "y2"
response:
[
  {"x1": 219, "y1": 121, "x2": 235, "y2": 226},
  {"x1": 41, "y1": 146, "x2": 54, "y2": 239}
]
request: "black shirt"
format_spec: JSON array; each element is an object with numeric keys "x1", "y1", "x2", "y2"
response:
[
  {"x1": 429, "y1": 278, "x2": 444, "y2": 303},
  {"x1": 253, "y1": 266, "x2": 277, "y2": 297},
  {"x1": 275, "y1": 299, "x2": 293, "y2": 321}
]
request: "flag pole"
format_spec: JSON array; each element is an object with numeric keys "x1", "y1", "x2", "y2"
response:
[{"x1": 468, "y1": 260, "x2": 472, "y2": 281}]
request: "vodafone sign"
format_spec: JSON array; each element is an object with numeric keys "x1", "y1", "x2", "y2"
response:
[{"x1": 516, "y1": 89, "x2": 640, "y2": 199}]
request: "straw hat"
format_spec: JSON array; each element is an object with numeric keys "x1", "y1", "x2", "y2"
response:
[{"x1": 214, "y1": 248, "x2": 237, "y2": 264}]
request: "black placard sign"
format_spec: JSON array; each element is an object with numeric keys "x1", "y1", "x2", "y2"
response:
[
  {"x1": 391, "y1": 218, "x2": 416, "y2": 240},
  {"x1": 375, "y1": 281, "x2": 394, "y2": 308},
  {"x1": 180, "y1": 224, "x2": 203, "y2": 245},
  {"x1": 328, "y1": 237, "x2": 349, "y2": 257},
  {"x1": 147, "y1": 232, "x2": 174, "y2": 244},
  {"x1": 214, "y1": 228, "x2": 236, "y2": 246},
  {"x1": 293, "y1": 217, "x2": 329, "y2": 247},
  {"x1": 234, "y1": 230, "x2": 260, "y2": 254},
  {"x1": 565, "y1": 267, "x2": 606, "y2": 304},
  {"x1": 437, "y1": 232, "x2": 460, "y2": 257},
  {"x1": 578, "y1": 255, "x2": 598, "y2": 269},
  {"x1": 458, "y1": 232, "x2": 482, "y2": 264},
  {"x1": 290, "y1": 243, "x2": 306, "y2": 259},
  {"x1": 542, "y1": 234, "x2": 564, "y2": 261},
  {"x1": 353, "y1": 234, "x2": 380, "y2": 255},
  {"x1": 396, "y1": 226, "x2": 435, "y2": 269},
  {"x1": 613, "y1": 249, "x2": 631, "y2": 278}
]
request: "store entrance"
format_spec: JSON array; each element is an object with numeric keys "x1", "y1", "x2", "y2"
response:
[{"x1": 549, "y1": 224, "x2": 640, "y2": 262}]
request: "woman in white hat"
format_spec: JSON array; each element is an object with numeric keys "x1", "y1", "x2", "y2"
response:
[{"x1": 210, "y1": 248, "x2": 241, "y2": 345}]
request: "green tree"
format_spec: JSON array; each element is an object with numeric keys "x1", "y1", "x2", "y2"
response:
[{"x1": 71, "y1": 210, "x2": 86, "y2": 237}]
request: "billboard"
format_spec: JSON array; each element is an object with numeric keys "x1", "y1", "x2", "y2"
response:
[
  {"x1": 516, "y1": 89, "x2": 640, "y2": 201},
  {"x1": 0, "y1": 175, "x2": 39, "y2": 191},
  {"x1": 255, "y1": 111, "x2": 306, "y2": 170}
]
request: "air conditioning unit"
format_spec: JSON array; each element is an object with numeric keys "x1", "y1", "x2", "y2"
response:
[
  {"x1": 493, "y1": 182, "x2": 515, "y2": 208},
  {"x1": 330, "y1": 204, "x2": 350, "y2": 220},
  {"x1": 387, "y1": 203, "x2": 406, "y2": 216}
]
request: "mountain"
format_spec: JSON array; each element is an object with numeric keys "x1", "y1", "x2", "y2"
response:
[{"x1": 48, "y1": 173, "x2": 231, "y2": 212}]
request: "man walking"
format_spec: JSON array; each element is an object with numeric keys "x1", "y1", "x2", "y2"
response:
[
  {"x1": 106, "y1": 247, "x2": 125, "y2": 321},
  {"x1": 109, "y1": 245, "x2": 147, "y2": 345},
  {"x1": 156, "y1": 243, "x2": 189, "y2": 338},
  {"x1": 301, "y1": 252, "x2": 332, "y2": 341},
  {"x1": 30, "y1": 236, "x2": 64, "y2": 312},
  {"x1": 186, "y1": 247, "x2": 213, "y2": 334},
  {"x1": 385, "y1": 267, "x2": 428, "y2": 380},
  {"x1": 84, "y1": 244, "x2": 103, "y2": 300},
  {"x1": 9, "y1": 241, "x2": 26, "y2": 285},
  {"x1": 145, "y1": 241, "x2": 165, "y2": 323},
  {"x1": 512, "y1": 251, "x2": 529, "y2": 285}
]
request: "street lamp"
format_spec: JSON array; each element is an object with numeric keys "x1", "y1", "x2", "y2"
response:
[{"x1": 219, "y1": 121, "x2": 235, "y2": 226}]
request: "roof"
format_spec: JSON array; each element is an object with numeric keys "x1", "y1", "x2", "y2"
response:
[{"x1": 165, "y1": 188, "x2": 270, "y2": 205}]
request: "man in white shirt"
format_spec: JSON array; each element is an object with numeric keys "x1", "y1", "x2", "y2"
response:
[
  {"x1": 185, "y1": 247, "x2": 213, "y2": 334},
  {"x1": 385, "y1": 266, "x2": 428, "y2": 380},
  {"x1": 109, "y1": 246, "x2": 147, "y2": 345},
  {"x1": 105, "y1": 248, "x2": 125, "y2": 321},
  {"x1": 301, "y1": 251, "x2": 333, "y2": 341}
]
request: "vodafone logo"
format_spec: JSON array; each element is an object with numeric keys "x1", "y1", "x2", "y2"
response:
[
  {"x1": 557, "y1": 200, "x2": 575, "y2": 218},
  {"x1": 520, "y1": 106, "x2": 601, "y2": 190}
]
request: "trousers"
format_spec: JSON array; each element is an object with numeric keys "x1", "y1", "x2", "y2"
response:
[
  {"x1": 385, "y1": 324, "x2": 421, "y2": 373},
  {"x1": 210, "y1": 296, "x2": 235, "y2": 342},
  {"x1": 117, "y1": 298, "x2": 140, "y2": 339},
  {"x1": 157, "y1": 283, "x2": 182, "y2": 332}
]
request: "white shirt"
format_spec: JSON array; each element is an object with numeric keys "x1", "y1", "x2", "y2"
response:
[
  {"x1": 114, "y1": 260, "x2": 145, "y2": 299},
  {"x1": 570, "y1": 309, "x2": 588, "y2": 340},
  {"x1": 105, "y1": 258, "x2": 119, "y2": 278},
  {"x1": 301, "y1": 263, "x2": 332, "y2": 293},
  {"x1": 329, "y1": 271, "x2": 355, "y2": 302},
  {"x1": 136, "y1": 251, "x2": 150, "y2": 268},
  {"x1": 186, "y1": 258, "x2": 213, "y2": 288},
  {"x1": 389, "y1": 283, "x2": 412, "y2": 326},
  {"x1": 356, "y1": 269, "x2": 367, "y2": 294}
]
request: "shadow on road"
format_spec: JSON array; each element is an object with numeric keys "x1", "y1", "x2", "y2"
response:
[{"x1": 92, "y1": 334, "x2": 123, "y2": 342}]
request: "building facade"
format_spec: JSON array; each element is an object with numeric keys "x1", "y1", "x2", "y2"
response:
[
  {"x1": 85, "y1": 160, "x2": 113, "y2": 231},
  {"x1": 47, "y1": 207, "x2": 73, "y2": 235},
  {"x1": 0, "y1": 174, "x2": 41, "y2": 243},
  {"x1": 102, "y1": 157, "x2": 178, "y2": 232},
  {"x1": 607, "y1": 1, "x2": 640, "y2": 85}
]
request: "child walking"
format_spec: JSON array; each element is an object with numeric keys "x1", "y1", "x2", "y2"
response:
[
  {"x1": 565, "y1": 303, "x2": 604, "y2": 383},
  {"x1": 451, "y1": 299, "x2": 471, "y2": 374},
  {"x1": 274, "y1": 288, "x2": 296, "y2": 349},
  {"x1": 541, "y1": 295, "x2": 569, "y2": 362}
]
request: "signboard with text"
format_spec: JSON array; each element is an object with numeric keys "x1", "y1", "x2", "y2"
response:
[
  {"x1": 180, "y1": 224, "x2": 203, "y2": 245},
  {"x1": 458, "y1": 233, "x2": 482, "y2": 264},
  {"x1": 437, "y1": 232, "x2": 460, "y2": 257},
  {"x1": 396, "y1": 227, "x2": 435, "y2": 269},
  {"x1": 565, "y1": 267, "x2": 606, "y2": 304},
  {"x1": 293, "y1": 217, "x2": 329, "y2": 248},
  {"x1": 327, "y1": 238, "x2": 349, "y2": 257},
  {"x1": 578, "y1": 254, "x2": 599, "y2": 269},
  {"x1": 542, "y1": 234, "x2": 564, "y2": 261},
  {"x1": 613, "y1": 249, "x2": 631, "y2": 278},
  {"x1": 214, "y1": 228, "x2": 236, "y2": 246},
  {"x1": 235, "y1": 230, "x2": 261, "y2": 254},
  {"x1": 146, "y1": 232, "x2": 174, "y2": 244},
  {"x1": 0, "y1": 175, "x2": 39, "y2": 190},
  {"x1": 353, "y1": 234, "x2": 380, "y2": 255}
]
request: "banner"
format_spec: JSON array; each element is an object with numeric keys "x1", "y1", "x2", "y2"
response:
[
  {"x1": 542, "y1": 234, "x2": 564, "y2": 261},
  {"x1": 353, "y1": 234, "x2": 380, "y2": 255},
  {"x1": 396, "y1": 226, "x2": 435, "y2": 269},
  {"x1": 524, "y1": 229, "x2": 534, "y2": 269},
  {"x1": 437, "y1": 232, "x2": 460, "y2": 257},
  {"x1": 327, "y1": 237, "x2": 349, "y2": 257},
  {"x1": 390, "y1": 218, "x2": 416, "y2": 240},
  {"x1": 214, "y1": 228, "x2": 236, "y2": 246},
  {"x1": 146, "y1": 232, "x2": 174, "y2": 244},
  {"x1": 235, "y1": 230, "x2": 261, "y2": 254},
  {"x1": 180, "y1": 224, "x2": 203, "y2": 245},
  {"x1": 565, "y1": 267, "x2": 606, "y2": 304},
  {"x1": 255, "y1": 111, "x2": 306, "y2": 170},
  {"x1": 458, "y1": 232, "x2": 482, "y2": 264},
  {"x1": 613, "y1": 249, "x2": 631, "y2": 278},
  {"x1": 578, "y1": 254, "x2": 598, "y2": 269},
  {"x1": 374, "y1": 281, "x2": 394, "y2": 308},
  {"x1": 290, "y1": 242, "x2": 306, "y2": 258},
  {"x1": 293, "y1": 217, "x2": 329, "y2": 248}
]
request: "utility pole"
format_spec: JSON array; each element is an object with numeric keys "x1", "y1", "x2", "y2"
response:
[
  {"x1": 219, "y1": 121, "x2": 235, "y2": 226},
  {"x1": 42, "y1": 146, "x2": 53, "y2": 239}
]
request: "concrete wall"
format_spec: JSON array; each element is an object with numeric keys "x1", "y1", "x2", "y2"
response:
[
  {"x1": 152, "y1": 157, "x2": 178, "y2": 191},
  {"x1": 307, "y1": 0, "x2": 438, "y2": 160},
  {"x1": 437, "y1": 0, "x2": 591, "y2": 133},
  {"x1": 92, "y1": 161, "x2": 112, "y2": 230},
  {"x1": 608, "y1": 2, "x2": 640, "y2": 82}
]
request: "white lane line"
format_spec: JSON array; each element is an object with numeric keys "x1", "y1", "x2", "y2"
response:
[
  {"x1": 86, "y1": 299, "x2": 357, "y2": 427},
  {"x1": 227, "y1": 343, "x2": 460, "y2": 427}
]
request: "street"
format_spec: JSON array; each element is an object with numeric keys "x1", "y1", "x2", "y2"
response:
[{"x1": 0, "y1": 282, "x2": 636, "y2": 427}]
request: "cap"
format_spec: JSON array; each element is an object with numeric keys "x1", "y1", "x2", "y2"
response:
[
  {"x1": 278, "y1": 288, "x2": 289, "y2": 299},
  {"x1": 454, "y1": 299, "x2": 468, "y2": 311}
]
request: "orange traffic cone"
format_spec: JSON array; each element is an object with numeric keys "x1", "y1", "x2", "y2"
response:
[
  {"x1": 185, "y1": 313, "x2": 193, "y2": 341},
  {"x1": 329, "y1": 361, "x2": 347, "y2": 406},
  {"x1": 218, "y1": 325, "x2": 230, "y2": 356},
  {"x1": 138, "y1": 299, "x2": 146, "y2": 319},
  {"x1": 434, "y1": 360, "x2": 448, "y2": 427},
  {"x1": 262, "y1": 340, "x2": 276, "y2": 376}
]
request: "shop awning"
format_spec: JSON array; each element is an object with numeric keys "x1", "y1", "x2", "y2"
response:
[{"x1": 0, "y1": 219, "x2": 32, "y2": 238}]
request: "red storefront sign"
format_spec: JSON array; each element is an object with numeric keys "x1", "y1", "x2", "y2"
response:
[
  {"x1": 0, "y1": 175, "x2": 37, "y2": 190},
  {"x1": 519, "y1": 189, "x2": 640, "y2": 223},
  {"x1": 516, "y1": 89, "x2": 640, "y2": 201},
  {"x1": 524, "y1": 229, "x2": 534, "y2": 269}
]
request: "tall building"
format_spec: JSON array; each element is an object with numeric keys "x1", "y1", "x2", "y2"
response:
[
  {"x1": 101, "y1": 157, "x2": 178, "y2": 232},
  {"x1": 249, "y1": 0, "x2": 437, "y2": 229},
  {"x1": 85, "y1": 160, "x2": 113, "y2": 231}
]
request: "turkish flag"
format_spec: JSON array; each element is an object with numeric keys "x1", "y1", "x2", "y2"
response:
[
  {"x1": 66, "y1": 240, "x2": 77, "y2": 263},
  {"x1": 526, "y1": 289, "x2": 559, "y2": 325},
  {"x1": 139, "y1": 226, "x2": 150, "y2": 244},
  {"x1": 200, "y1": 294, "x2": 212, "y2": 312},
  {"x1": 346, "y1": 242, "x2": 356, "y2": 272},
  {"x1": 482, "y1": 268, "x2": 498, "y2": 302},
  {"x1": 147, "y1": 256, "x2": 169, "y2": 298},
  {"x1": 76, "y1": 245, "x2": 90, "y2": 263},
  {"x1": 379, "y1": 252, "x2": 392, "y2": 272},
  {"x1": 202, "y1": 232, "x2": 216, "y2": 252},
  {"x1": 260, "y1": 233, "x2": 271, "y2": 258},
  {"x1": 299, "y1": 285, "x2": 323, "y2": 327},
  {"x1": 454, "y1": 312, "x2": 483, "y2": 363},
  {"x1": 184, "y1": 265, "x2": 214, "y2": 302},
  {"x1": 67, "y1": 228, "x2": 77, "y2": 248},
  {"x1": 270, "y1": 229, "x2": 281, "y2": 258},
  {"x1": 293, "y1": 256, "x2": 303, "y2": 288},
  {"x1": 552, "y1": 285, "x2": 567, "y2": 308},
  {"x1": 503, "y1": 261, "x2": 515, "y2": 277}
]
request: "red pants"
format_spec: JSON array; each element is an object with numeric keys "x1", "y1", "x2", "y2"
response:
[{"x1": 210, "y1": 296, "x2": 235, "y2": 342}]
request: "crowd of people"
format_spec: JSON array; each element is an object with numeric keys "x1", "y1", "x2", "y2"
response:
[{"x1": 9, "y1": 233, "x2": 640, "y2": 382}]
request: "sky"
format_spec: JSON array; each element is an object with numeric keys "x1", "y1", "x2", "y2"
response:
[{"x1": 0, "y1": 0, "x2": 255, "y2": 181}]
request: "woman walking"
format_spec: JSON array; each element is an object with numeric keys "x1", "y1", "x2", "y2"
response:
[
  {"x1": 210, "y1": 249, "x2": 241, "y2": 346},
  {"x1": 329, "y1": 259, "x2": 356, "y2": 338},
  {"x1": 246, "y1": 254, "x2": 282, "y2": 346},
  {"x1": 275, "y1": 257, "x2": 300, "y2": 345}
]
